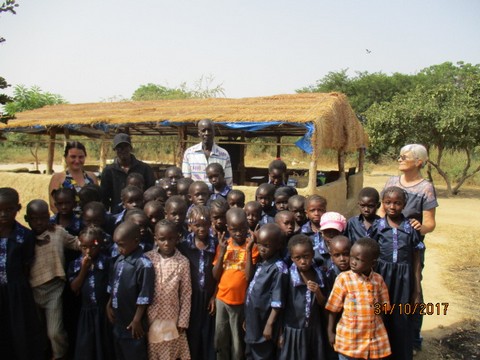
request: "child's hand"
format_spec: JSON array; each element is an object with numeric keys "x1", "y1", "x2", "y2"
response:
[
  {"x1": 81, "y1": 254, "x2": 92, "y2": 269},
  {"x1": 127, "y1": 319, "x2": 144, "y2": 339},
  {"x1": 277, "y1": 334, "x2": 284, "y2": 349},
  {"x1": 106, "y1": 300, "x2": 115, "y2": 324},
  {"x1": 242, "y1": 320, "x2": 246, "y2": 332},
  {"x1": 263, "y1": 323, "x2": 273, "y2": 340},
  {"x1": 218, "y1": 232, "x2": 228, "y2": 254},
  {"x1": 208, "y1": 297, "x2": 216, "y2": 316},
  {"x1": 327, "y1": 328, "x2": 336, "y2": 348},
  {"x1": 307, "y1": 280, "x2": 320, "y2": 294},
  {"x1": 409, "y1": 218, "x2": 422, "y2": 231}
]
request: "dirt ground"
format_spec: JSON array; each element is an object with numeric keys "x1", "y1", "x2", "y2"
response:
[{"x1": 0, "y1": 164, "x2": 478, "y2": 358}]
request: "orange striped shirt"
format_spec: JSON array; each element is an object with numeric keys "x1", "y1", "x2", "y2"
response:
[{"x1": 326, "y1": 270, "x2": 391, "y2": 359}]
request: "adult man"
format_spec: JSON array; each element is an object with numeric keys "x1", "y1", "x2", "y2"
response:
[
  {"x1": 101, "y1": 133, "x2": 156, "y2": 213},
  {"x1": 182, "y1": 119, "x2": 233, "y2": 187}
]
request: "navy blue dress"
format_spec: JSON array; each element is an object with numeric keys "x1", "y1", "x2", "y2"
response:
[
  {"x1": 371, "y1": 216, "x2": 422, "y2": 360},
  {"x1": 178, "y1": 232, "x2": 218, "y2": 360},
  {"x1": 279, "y1": 263, "x2": 328, "y2": 360},
  {"x1": 68, "y1": 253, "x2": 113, "y2": 360},
  {"x1": 0, "y1": 222, "x2": 44, "y2": 360},
  {"x1": 345, "y1": 214, "x2": 380, "y2": 243},
  {"x1": 301, "y1": 221, "x2": 331, "y2": 270}
]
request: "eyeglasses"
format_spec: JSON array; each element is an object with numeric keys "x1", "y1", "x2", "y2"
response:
[{"x1": 398, "y1": 155, "x2": 415, "y2": 161}]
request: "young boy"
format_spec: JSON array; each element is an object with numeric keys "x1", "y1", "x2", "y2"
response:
[
  {"x1": 301, "y1": 195, "x2": 327, "y2": 265},
  {"x1": 164, "y1": 166, "x2": 184, "y2": 188},
  {"x1": 226, "y1": 189, "x2": 246, "y2": 209},
  {"x1": 326, "y1": 237, "x2": 391, "y2": 360},
  {"x1": 245, "y1": 224, "x2": 288, "y2": 359},
  {"x1": 143, "y1": 185, "x2": 167, "y2": 206},
  {"x1": 256, "y1": 183, "x2": 276, "y2": 218},
  {"x1": 25, "y1": 199, "x2": 79, "y2": 360},
  {"x1": 177, "y1": 178, "x2": 194, "y2": 206},
  {"x1": 114, "y1": 185, "x2": 144, "y2": 224},
  {"x1": 188, "y1": 181, "x2": 211, "y2": 207},
  {"x1": 164, "y1": 195, "x2": 189, "y2": 241},
  {"x1": 213, "y1": 208, "x2": 259, "y2": 360},
  {"x1": 273, "y1": 186, "x2": 297, "y2": 212},
  {"x1": 326, "y1": 235, "x2": 351, "y2": 290},
  {"x1": 267, "y1": 159, "x2": 287, "y2": 187},
  {"x1": 143, "y1": 200, "x2": 165, "y2": 232},
  {"x1": 345, "y1": 187, "x2": 381, "y2": 243},
  {"x1": 126, "y1": 172, "x2": 145, "y2": 192},
  {"x1": 206, "y1": 163, "x2": 232, "y2": 201},
  {"x1": 106, "y1": 222, "x2": 155, "y2": 360},
  {"x1": 244, "y1": 201, "x2": 263, "y2": 231},
  {"x1": 157, "y1": 178, "x2": 177, "y2": 198},
  {"x1": 210, "y1": 197, "x2": 230, "y2": 239},
  {"x1": 288, "y1": 195, "x2": 307, "y2": 233}
]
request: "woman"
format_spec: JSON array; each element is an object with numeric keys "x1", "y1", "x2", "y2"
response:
[{"x1": 48, "y1": 141, "x2": 99, "y2": 213}]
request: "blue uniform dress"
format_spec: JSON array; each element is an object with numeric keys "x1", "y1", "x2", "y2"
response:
[
  {"x1": 178, "y1": 232, "x2": 218, "y2": 360},
  {"x1": 108, "y1": 246, "x2": 154, "y2": 360},
  {"x1": 258, "y1": 212, "x2": 275, "y2": 227},
  {"x1": 372, "y1": 217, "x2": 422, "y2": 360},
  {"x1": 245, "y1": 255, "x2": 289, "y2": 360},
  {"x1": 301, "y1": 221, "x2": 331, "y2": 270},
  {"x1": 209, "y1": 185, "x2": 232, "y2": 202},
  {"x1": 0, "y1": 222, "x2": 44, "y2": 360},
  {"x1": 345, "y1": 214, "x2": 380, "y2": 243},
  {"x1": 279, "y1": 263, "x2": 328, "y2": 360},
  {"x1": 68, "y1": 253, "x2": 113, "y2": 360}
]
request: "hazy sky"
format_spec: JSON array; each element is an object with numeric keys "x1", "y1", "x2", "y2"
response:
[{"x1": 1, "y1": 0, "x2": 479, "y2": 104}]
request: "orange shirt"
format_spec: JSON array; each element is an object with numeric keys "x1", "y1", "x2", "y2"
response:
[{"x1": 213, "y1": 238, "x2": 259, "y2": 305}]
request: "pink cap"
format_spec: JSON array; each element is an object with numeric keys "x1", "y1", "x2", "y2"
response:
[{"x1": 320, "y1": 212, "x2": 347, "y2": 232}]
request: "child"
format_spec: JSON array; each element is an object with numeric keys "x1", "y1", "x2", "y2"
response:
[
  {"x1": 143, "y1": 200, "x2": 165, "y2": 232},
  {"x1": 126, "y1": 172, "x2": 145, "y2": 192},
  {"x1": 301, "y1": 195, "x2": 327, "y2": 265},
  {"x1": 165, "y1": 195, "x2": 189, "y2": 241},
  {"x1": 326, "y1": 237, "x2": 391, "y2": 360},
  {"x1": 146, "y1": 220, "x2": 192, "y2": 360},
  {"x1": 189, "y1": 181, "x2": 211, "y2": 207},
  {"x1": 288, "y1": 195, "x2": 307, "y2": 233},
  {"x1": 68, "y1": 226, "x2": 112, "y2": 360},
  {"x1": 157, "y1": 178, "x2": 177, "y2": 198},
  {"x1": 114, "y1": 185, "x2": 144, "y2": 224},
  {"x1": 226, "y1": 189, "x2": 246, "y2": 209},
  {"x1": 178, "y1": 206, "x2": 217, "y2": 360},
  {"x1": 177, "y1": 178, "x2": 194, "y2": 206},
  {"x1": 143, "y1": 185, "x2": 167, "y2": 206},
  {"x1": 371, "y1": 186, "x2": 422, "y2": 360},
  {"x1": 78, "y1": 184, "x2": 103, "y2": 211},
  {"x1": 209, "y1": 197, "x2": 229, "y2": 239},
  {"x1": 345, "y1": 187, "x2": 381, "y2": 243},
  {"x1": 164, "y1": 165, "x2": 184, "y2": 187},
  {"x1": 26, "y1": 199, "x2": 79, "y2": 360},
  {"x1": 268, "y1": 159, "x2": 287, "y2": 187},
  {"x1": 206, "y1": 163, "x2": 232, "y2": 201},
  {"x1": 326, "y1": 235, "x2": 351, "y2": 290},
  {"x1": 255, "y1": 183, "x2": 276, "y2": 218},
  {"x1": 275, "y1": 211, "x2": 296, "y2": 265},
  {"x1": 82, "y1": 201, "x2": 114, "y2": 241},
  {"x1": 124, "y1": 209, "x2": 154, "y2": 252},
  {"x1": 50, "y1": 187, "x2": 82, "y2": 235},
  {"x1": 273, "y1": 186, "x2": 297, "y2": 212},
  {"x1": 0, "y1": 188, "x2": 43, "y2": 360},
  {"x1": 316, "y1": 212, "x2": 347, "y2": 272},
  {"x1": 279, "y1": 234, "x2": 328, "y2": 360},
  {"x1": 213, "y1": 208, "x2": 259, "y2": 360},
  {"x1": 106, "y1": 222, "x2": 154, "y2": 360},
  {"x1": 244, "y1": 201, "x2": 263, "y2": 231},
  {"x1": 245, "y1": 223, "x2": 288, "y2": 359}
]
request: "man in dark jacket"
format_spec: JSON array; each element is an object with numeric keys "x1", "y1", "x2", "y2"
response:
[{"x1": 101, "y1": 133, "x2": 156, "y2": 214}]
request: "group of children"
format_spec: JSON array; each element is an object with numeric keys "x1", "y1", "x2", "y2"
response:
[{"x1": 0, "y1": 160, "x2": 422, "y2": 360}]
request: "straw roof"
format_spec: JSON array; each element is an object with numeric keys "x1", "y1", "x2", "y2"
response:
[{"x1": 2, "y1": 93, "x2": 367, "y2": 152}]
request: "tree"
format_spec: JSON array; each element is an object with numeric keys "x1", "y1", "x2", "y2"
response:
[{"x1": 3, "y1": 84, "x2": 67, "y2": 115}]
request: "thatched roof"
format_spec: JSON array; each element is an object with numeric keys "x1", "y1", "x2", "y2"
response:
[{"x1": 1, "y1": 93, "x2": 367, "y2": 152}]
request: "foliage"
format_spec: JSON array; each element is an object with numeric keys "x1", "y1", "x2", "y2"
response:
[{"x1": 4, "y1": 85, "x2": 67, "y2": 115}]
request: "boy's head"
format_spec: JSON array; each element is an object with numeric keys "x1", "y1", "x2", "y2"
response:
[
  {"x1": 257, "y1": 223, "x2": 283, "y2": 260},
  {"x1": 164, "y1": 166, "x2": 183, "y2": 187},
  {"x1": 143, "y1": 186, "x2": 167, "y2": 205},
  {"x1": 255, "y1": 183, "x2": 275, "y2": 211},
  {"x1": 226, "y1": 189, "x2": 245, "y2": 209},
  {"x1": 209, "y1": 198, "x2": 229, "y2": 234},
  {"x1": 124, "y1": 209, "x2": 149, "y2": 237},
  {"x1": 126, "y1": 172, "x2": 145, "y2": 192},
  {"x1": 320, "y1": 212, "x2": 346, "y2": 242},
  {"x1": 143, "y1": 200, "x2": 165, "y2": 231},
  {"x1": 121, "y1": 185, "x2": 144, "y2": 210},
  {"x1": 244, "y1": 201, "x2": 262, "y2": 231},
  {"x1": 274, "y1": 210, "x2": 295, "y2": 238},
  {"x1": 177, "y1": 178, "x2": 194, "y2": 205},
  {"x1": 78, "y1": 184, "x2": 102, "y2": 210},
  {"x1": 329, "y1": 235, "x2": 351, "y2": 272},
  {"x1": 82, "y1": 201, "x2": 106, "y2": 228},
  {"x1": 154, "y1": 219, "x2": 179, "y2": 256},
  {"x1": 358, "y1": 187, "x2": 380, "y2": 220},
  {"x1": 165, "y1": 195, "x2": 188, "y2": 228},
  {"x1": 288, "y1": 234, "x2": 314, "y2": 272},
  {"x1": 350, "y1": 237, "x2": 380, "y2": 276},
  {"x1": 274, "y1": 186, "x2": 297, "y2": 212},
  {"x1": 226, "y1": 208, "x2": 248, "y2": 245},
  {"x1": 188, "y1": 205, "x2": 211, "y2": 241},
  {"x1": 305, "y1": 194, "x2": 327, "y2": 226},
  {"x1": 0, "y1": 187, "x2": 21, "y2": 226},
  {"x1": 188, "y1": 181, "x2": 210, "y2": 206},
  {"x1": 25, "y1": 199, "x2": 51, "y2": 235},
  {"x1": 52, "y1": 188, "x2": 77, "y2": 215},
  {"x1": 382, "y1": 186, "x2": 407, "y2": 219},
  {"x1": 268, "y1": 159, "x2": 287, "y2": 187},
  {"x1": 157, "y1": 178, "x2": 177, "y2": 198},
  {"x1": 206, "y1": 163, "x2": 226, "y2": 191},
  {"x1": 113, "y1": 221, "x2": 141, "y2": 256},
  {"x1": 288, "y1": 195, "x2": 307, "y2": 227}
]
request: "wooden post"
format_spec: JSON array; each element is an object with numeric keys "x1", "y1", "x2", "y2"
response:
[
  {"x1": 276, "y1": 136, "x2": 281, "y2": 159},
  {"x1": 338, "y1": 150, "x2": 345, "y2": 179},
  {"x1": 62, "y1": 128, "x2": 70, "y2": 171},
  {"x1": 307, "y1": 127, "x2": 318, "y2": 193},
  {"x1": 99, "y1": 136, "x2": 108, "y2": 172},
  {"x1": 358, "y1": 147, "x2": 365, "y2": 172},
  {"x1": 239, "y1": 135, "x2": 246, "y2": 185},
  {"x1": 176, "y1": 126, "x2": 187, "y2": 167},
  {"x1": 47, "y1": 128, "x2": 57, "y2": 175}
]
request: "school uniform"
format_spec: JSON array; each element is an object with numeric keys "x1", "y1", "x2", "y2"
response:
[
  {"x1": 279, "y1": 263, "x2": 328, "y2": 360},
  {"x1": 258, "y1": 212, "x2": 274, "y2": 227},
  {"x1": 178, "y1": 233, "x2": 218, "y2": 360},
  {"x1": 345, "y1": 214, "x2": 380, "y2": 243},
  {"x1": 325, "y1": 263, "x2": 342, "y2": 292},
  {"x1": 108, "y1": 246, "x2": 154, "y2": 360},
  {"x1": 209, "y1": 185, "x2": 232, "y2": 202},
  {"x1": 245, "y1": 255, "x2": 288, "y2": 360},
  {"x1": 301, "y1": 221, "x2": 332, "y2": 269},
  {"x1": 68, "y1": 253, "x2": 113, "y2": 360}
]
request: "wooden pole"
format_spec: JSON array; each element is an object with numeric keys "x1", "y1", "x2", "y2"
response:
[
  {"x1": 338, "y1": 150, "x2": 345, "y2": 179},
  {"x1": 276, "y1": 136, "x2": 281, "y2": 159},
  {"x1": 47, "y1": 128, "x2": 57, "y2": 175},
  {"x1": 62, "y1": 128, "x2": 70, "y2": 171},
  {"x1": 176, "y1": 126, "x2": 187, "y2": 167},
  {"x1": 358, "y1": 147, "x2": 365, "y2": 172},
  {"x1": 99, "y1": 136, "x2": 107, "y2": 172}
]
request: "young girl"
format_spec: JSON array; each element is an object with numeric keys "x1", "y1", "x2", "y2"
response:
[
  {"x1": 178, "y1": 205, "x2": 217, "y2": 360},
  {"x1": 301, "y1": 195, "x2": 328, "y2": 266},
  {"x1": 0, "y1": 187, "x2": 43, "y2": 360},
  {"x1": 50, "y1": 187, "x2": 82, "y2": 235},
  {"x1": 279, "y1": 234, "x2": 327, "y2": 360},
  {"x1": 146, "y1": 219, "x2": 192, "y2": 360},
  {"x1": 68, "y1": 226, "x2": 113, "y2": 360},
  {"x1": 372, "y1": 186, "x2": 422, "y2": 360}
]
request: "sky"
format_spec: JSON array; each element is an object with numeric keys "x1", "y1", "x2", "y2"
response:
[{"x1": 1, "y1": 0, "x2": 479, "y2": 104}]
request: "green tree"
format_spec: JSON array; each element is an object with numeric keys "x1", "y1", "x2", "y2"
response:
[{"x1": 4, "y1": 84, "x2": 67, "y2": 115}]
